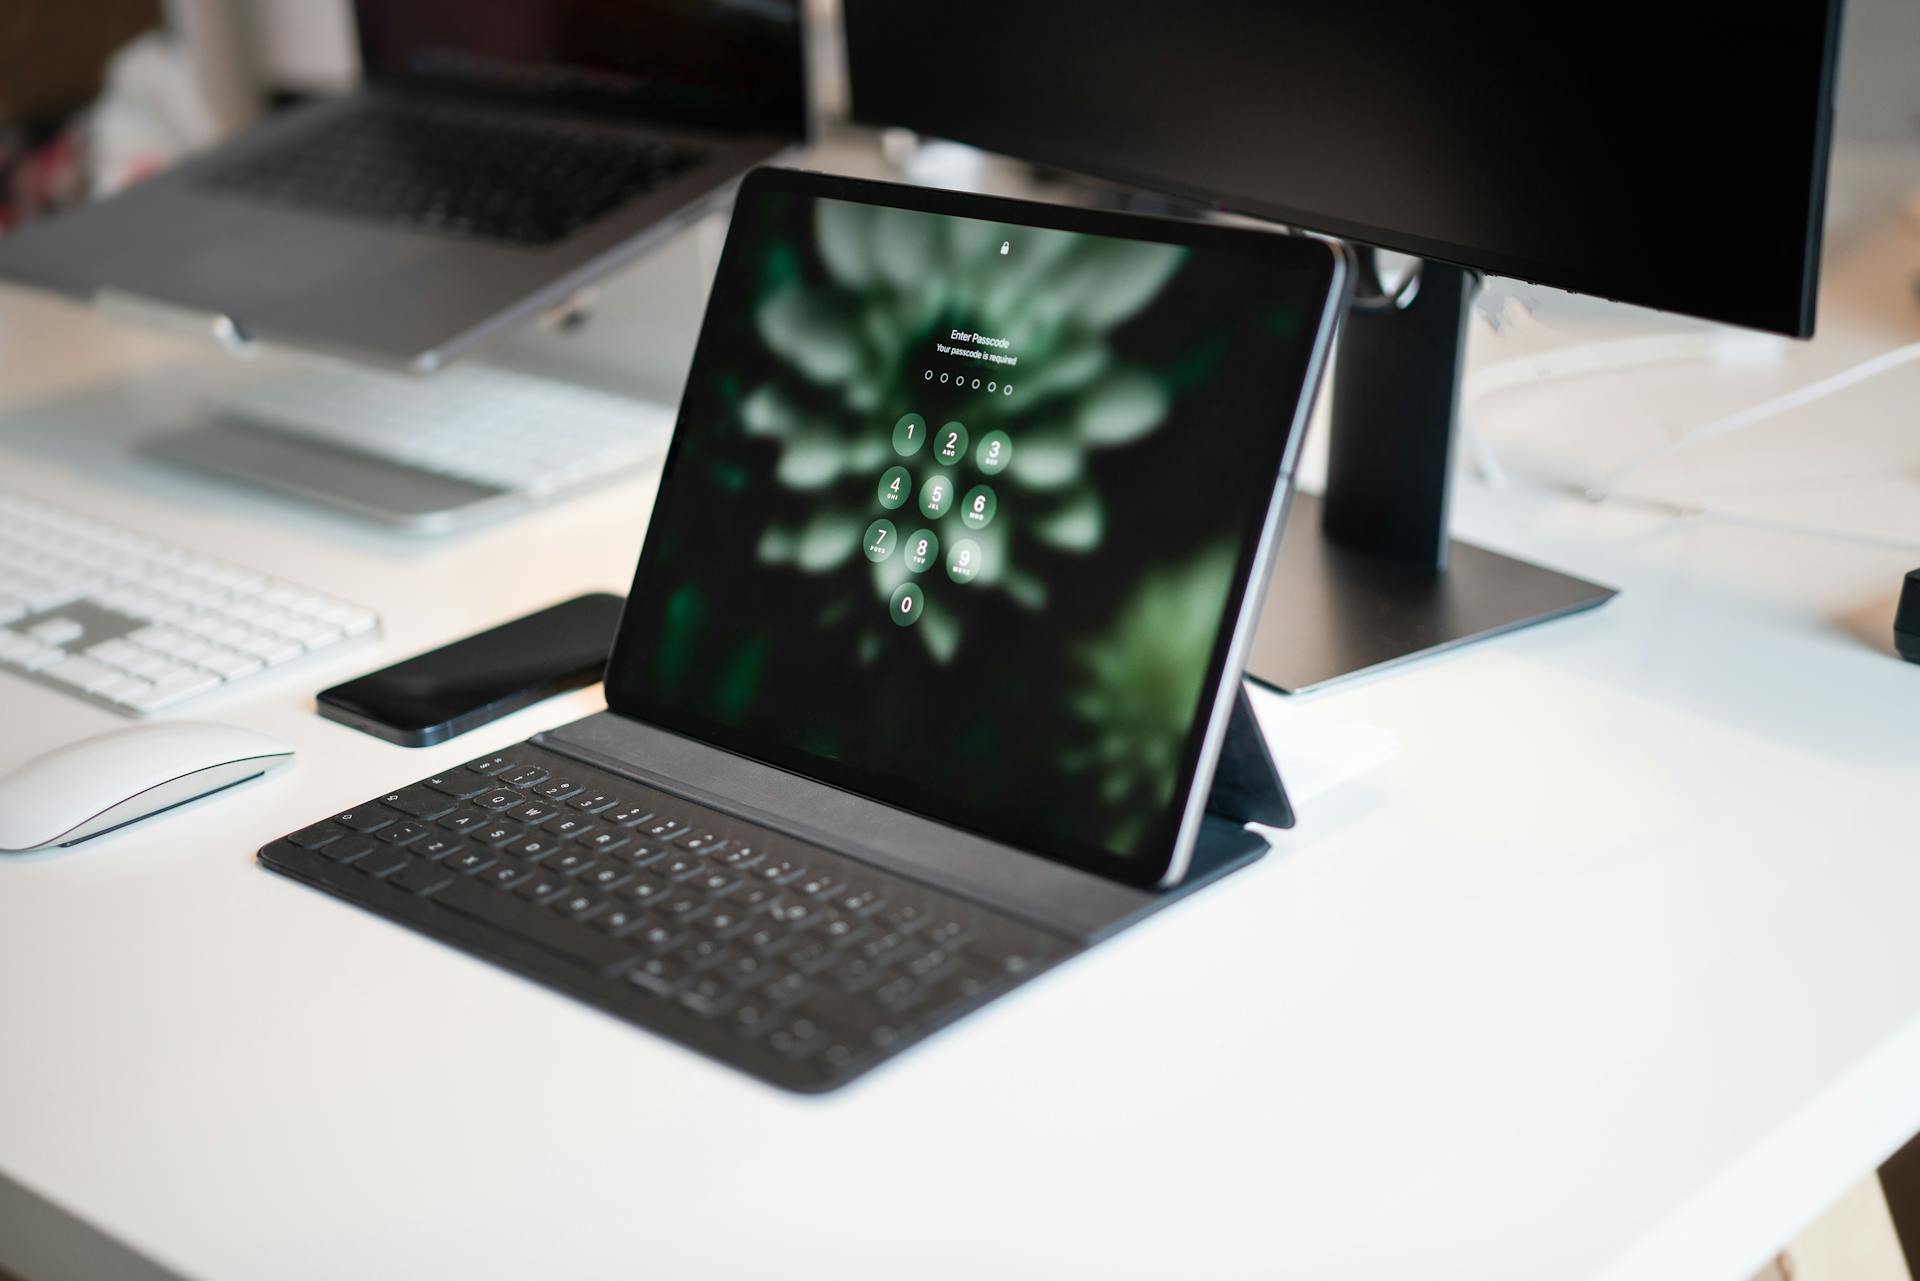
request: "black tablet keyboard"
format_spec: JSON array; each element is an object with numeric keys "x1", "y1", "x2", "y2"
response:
[
  {"x1": 258, "y1": 742, "x2": 1074, "y2": 1091},
  {"x1": 202, "y1": 101, "x2": 703, "y2": 248}
]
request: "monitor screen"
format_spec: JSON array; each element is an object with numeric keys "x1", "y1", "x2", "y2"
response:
[
  {"x1": 354, "y1": 0, "x2": 806, "y2": 135},
  {"x1": 845, "y1": 2, "x2": 1841, "y2": 337},
  {"x1": 606, "y1": 171, "x2": 1339, "y2": 885}
]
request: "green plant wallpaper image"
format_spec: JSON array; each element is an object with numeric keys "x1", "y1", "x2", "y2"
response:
[{"x1": 620, "y1": 190, "x2": 1315, "y2": 867}]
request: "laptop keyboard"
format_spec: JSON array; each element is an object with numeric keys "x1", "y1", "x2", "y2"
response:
[
  {"x1": 200, "y1": 100, "x2": 705, "y2": 248},
  {"x1": 258, "y1": 741, "x2": 1075, "y2": 1092}
]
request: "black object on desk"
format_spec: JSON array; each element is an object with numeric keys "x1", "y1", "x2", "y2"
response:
[
  {"x1": 1896, "y1": 570, "x2": 1920, "y2": 664},
  {"x1": 318, "y1": 594, "x2": 624, "y2": 747}
]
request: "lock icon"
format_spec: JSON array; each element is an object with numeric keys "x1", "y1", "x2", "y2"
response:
[{"x1": 999, "y1": 241, "x2": 1010, "y2": 255}]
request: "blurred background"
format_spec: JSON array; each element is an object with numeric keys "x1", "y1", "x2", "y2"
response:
[{"x1": 4, "y1": 0, "x2": 1916, "y2": 242}]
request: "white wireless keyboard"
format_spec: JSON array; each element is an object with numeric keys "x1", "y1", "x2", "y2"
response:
[
  {"x1": 216, "y1": 361, "x2": 669, "y2": 499},
  {"x1": 0, "y1": 494, "x2": 378, "y2": 715}
]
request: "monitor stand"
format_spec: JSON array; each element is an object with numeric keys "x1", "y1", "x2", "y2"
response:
[{"x1": 1245, "y1": 257, "x2": 1616, "y2": 694}]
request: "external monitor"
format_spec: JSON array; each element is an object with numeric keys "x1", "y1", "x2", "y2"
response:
[{"x1": 844, "y1": 2, "x2": 1845, "y2": 689}]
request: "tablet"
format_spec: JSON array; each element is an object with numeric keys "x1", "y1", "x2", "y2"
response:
[{"x1": 607, "y1": 168, "x2": 1346, "y2": 887}]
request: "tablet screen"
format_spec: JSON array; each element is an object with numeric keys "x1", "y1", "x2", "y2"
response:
[{"x1": 608, "y1": 171, "x2": 1338, "y2": 884}]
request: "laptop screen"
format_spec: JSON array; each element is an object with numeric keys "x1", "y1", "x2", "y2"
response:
[
  {"x1": 353, "y1": 0, "x2": 806, "y2": 136},
  {"x1": 608, "y1": 171, "x2": 1338, "y2": 886}
]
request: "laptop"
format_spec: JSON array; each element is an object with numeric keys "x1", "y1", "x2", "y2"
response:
[
  {"x1": 0, "y1": 0, "x2": 807, "y2": 372},
  {"x1": 257, "y1": 169, "x2": 1350, "y2": 1092}
]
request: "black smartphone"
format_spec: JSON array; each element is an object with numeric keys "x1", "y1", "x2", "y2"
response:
[{"x1": 317, "y1": 593, "x2": 625, "y2": 747}]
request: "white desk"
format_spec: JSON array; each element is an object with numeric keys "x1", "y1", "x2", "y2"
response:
[{"x1": 2, "y1": 142, "x2": 1918, "y2": 1281}]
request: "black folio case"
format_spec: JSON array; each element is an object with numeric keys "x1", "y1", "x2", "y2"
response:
[{"x1": 536, "y1": 680, "x2": 1291, "y2": 947}]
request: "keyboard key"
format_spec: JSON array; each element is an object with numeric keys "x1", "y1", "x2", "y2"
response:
[
  {"x1": 549, "y1": 849, "x2": 598, "y2": 876},
  {"x1": 759, "y1": 972, "x2": 812, "y2": 1008},
  {"x1": 477, "y1": 789, "x2": 526, "y2": 811},
  {"x1": 473, "y1": 822, "x2": 524, "y2": 847},
  {"x1": 784, "y1": 937, "x2": 837, "y2": 975},
  {"x1": 796, "y1": 873, "x2": 844, "y2": 899},
  {"x1": 286, "y1": 823, "x2": 342, "y2": 849},
  {"x1": 836, "y1": 888, "x2": 884, "y2": 916},
  {"x1": 355, "y1": 846, "x2": 411, "y2": 877},
  {"x1": 701, "y1": 907, "x2": 753, "y2": 939},
  {"x1": 534, "y1": 778, "x2": 582, "y2": 800},
  {"x1": 859, "y1": 932, "x2": 913, "y2": 965},
  {"x1": 547, "y1": 816, "x2": 595, "y2": 840},
  {"x1": 378, "y1": 821, "x2": 430, "y2": 845},
  {"x1": 874, "y1": 903, "x2": 928, "y2": 934},
  {"x1": 513, "y1": 871, "x2": 568, "y2": 903},
  {"x1": 693, "y1": 870, "x2": 738, "y2": 896},
  {"x1": 755, "y1": 860, "x2": 806, "y2": 884},
  {"x1": 508, "y1": 835, "x2": 565, "y2": 861},
  {"x1": 677, "y1": 831, "x2": 727, "y2": 853},
  {"x1": 764, "y1": 1015, "x2": 829, "y2": 1061},
  {"x1": 819, "y1": 915, "x2": 869, "y2": 947},
  {"x1": 643, "y1": 817, "x2": 690, "y2": 840},
  {"x1": 583, "y1": 864, "x2": 632, "y2": 892},
  {"x1": 500, "y1": 765, "x2": 549, "y2": 789},
  {"x1": 714, "y1": 845, "x2": 765, "y2": 868},
  {"x1": 659, "y1": 854, "x2": 703, "y2": 881},
  {"x1": 660, "y1": 892, "x2": 708, "y2": 922},
  {"x1": 583, "y1": 830, "x2": 630, "y2": 855},
  {"x1": 439, "y1": 809, "x2": 490, "y2": 834},
  {"x1": 124, "y1": 669, "x2": 220, "y2": 711},
  {"x1": 743, "y1": 924, "x2": 794, "y2": 956},
  {"x1": 481, "y1": 859, "x2": 536, "y2": 890},
  {"x1": 391, "y1": 858, "x2": 452, "y2": 896},
  {"x1": 625, "y1": 954, "x2": 690, "y2": 997},
  {"x1": 446, "y1": 848, "x2": 498, "y2": 875},
  {"x1": 619, "y1": 842, "x2": 666, "y2": 867},
  {"x1": 414, "y1": 835, "x2": 466, "y2": 860},
  {"x1": 568, "y1": 792, "x2": 618, "y2": 813},
  {"x1": 926, "y1": 919, "x2": 974, "y2": 948},
  {"x1": 320, "y1": 834, "x2": 375, "y2": 864},
  {"x1": 768, "y1": 899, "x2": 823, "y2": 929},
  {"x1": 382, "y1": 791, "x2": 456, "y2": 821},
  {"x1": 679, "y1": 976, "x2": 736, "y2": 1018},
  {"x1": 623, "y1": 874, "x2": 669, "y2": 905},
  {"x1": 633, "y1": 924, "x2": 682, "y2": 954},
  {"x1": 334, "y1": 807, "x2": 395, "y2": 833},
  {"x1": 510, "y1": 801, "x2": 561, "y2": 825},
  {"x1": 873, "y1": 975, "x2": 925, "y2": 1014},
  {"x1": 592, "y1": 906, "x2": 645, "y2": 936},
  {"x1": 45, "y1": 656, "x2": 122, "y2": 693},
  {"x1": 728, "y1": 884, "x2": 780, "y2": 913},
  {"x1": 549, "y1": 889, "x2": 607, "y2": 921},
  {"x1": 423, "y1": 769, "x2": 492, "y2": 798},
  {"x1": 28, "y1": 616, "x2": 85, "y2": 646},
  {"x1": 607, "y1": 804, "x2": 654, "y2": 827},
  {"x1": 465, "y1": 754, "x2": 514, "y2": 776}
]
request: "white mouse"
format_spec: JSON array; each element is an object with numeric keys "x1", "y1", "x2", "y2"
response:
[{"x1": 0, "y1": 722, "x2": 294, "y2": 853}]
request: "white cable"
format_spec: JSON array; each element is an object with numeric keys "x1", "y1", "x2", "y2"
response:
[
  {"x1": 1585, "y1": 340, "x2": 1920, "y2": 501},
  {"x1": 1465, "y1": 330, "x2": 1788, "y2": 403},
  {"x1": 1458, "y1": 328, "x2": 1788, "y2": 490}
]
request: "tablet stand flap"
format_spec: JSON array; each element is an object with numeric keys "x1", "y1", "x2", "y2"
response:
[{"x1": 1203, "y1": 682, "x2": 1294, "y2": 830}]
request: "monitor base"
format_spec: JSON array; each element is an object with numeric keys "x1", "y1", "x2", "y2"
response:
[{"x1": 1246, "y1": 493, "x2": 1616, "y2": 694}]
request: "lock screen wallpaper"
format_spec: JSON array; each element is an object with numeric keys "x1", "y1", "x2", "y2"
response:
[{"x1": 610, "y1": 176, "x2": 1333, "y2": 878}]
